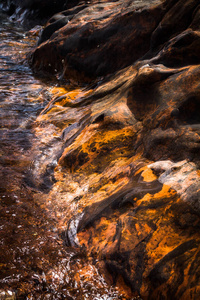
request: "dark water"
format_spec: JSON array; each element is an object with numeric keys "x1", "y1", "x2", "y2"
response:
[{"x1": 0, "y1": 12, "x2": 124, "y2": 300}]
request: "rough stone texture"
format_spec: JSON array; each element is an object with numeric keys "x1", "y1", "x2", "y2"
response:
[
  {"x1": 13, "y1": 0, "x2": 200, "y2": 298},
  {"x1": 148, "y1": 160, "x2": 200, "y2": 211},
  {"x1": 30, "y1": 0, "x2": 164, "y2": 79}
]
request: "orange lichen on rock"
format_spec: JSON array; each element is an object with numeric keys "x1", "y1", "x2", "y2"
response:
[
  {"x1": 59, "y1": 126, "x2": 137, "y2": 173},
  {"x1": 75, "y1": 164, "x2": 200, "y2": 298},
  {"x1": 136, "y1": 166, "x2": 158, "y2": 182},
  {"x1": 135, "y1": 184, "x2": 176, "y2": 206},
  {"x1": 78, "y1": 217, "x2": 118, "y2": 257}
]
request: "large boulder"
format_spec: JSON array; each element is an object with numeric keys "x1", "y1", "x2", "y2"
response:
[
  {"x1": 27, "y1": 0, "x2": 200, "y2": 298},
  {"x1": 30, "y1": 0, "x2": 165, "y2": 80},
  {"x1": 30, "y1": 0, "x2": 200, "y2": 80}
]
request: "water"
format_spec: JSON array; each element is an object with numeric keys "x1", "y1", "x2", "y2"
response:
[{"x1": 0, "y1": 12, "x2": 125, "y2": 300}]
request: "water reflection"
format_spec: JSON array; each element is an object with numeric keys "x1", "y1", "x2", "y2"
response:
[{"x1": 0, "y1": 12, "x2": 125, "y2": 299}]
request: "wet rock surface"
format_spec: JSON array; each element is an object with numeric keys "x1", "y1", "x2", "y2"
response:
[
  {"x1": 1, "y1": 0, "x2": 200, "y2": 299},
  {"x1": 0, "y1": 12, "x2": 125, "y2": 300}
]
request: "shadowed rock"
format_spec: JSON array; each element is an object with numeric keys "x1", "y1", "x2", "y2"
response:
[{"x1": 30, "y1": 0, "x2": 165, "y2": 80}]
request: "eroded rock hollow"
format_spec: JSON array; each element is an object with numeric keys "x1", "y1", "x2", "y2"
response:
[{"x1": 4, "y1": 0, "x2": 200, "y2": 298}]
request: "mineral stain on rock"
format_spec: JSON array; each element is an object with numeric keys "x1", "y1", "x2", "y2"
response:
[{"x1": 1, "y1": 0, "x2": 200, "y2": 299}]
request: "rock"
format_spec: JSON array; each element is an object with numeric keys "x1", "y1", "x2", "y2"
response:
[
  {"x1": 30, "y1": 0, "x2": 165, "y2": 80},
  {"x1": 150, "y1": 0, "x2": 200, "y2": 50},
  {"x1": 76, "y1": 173, "x2": 163, "y2": 232},
  {"x1": 75, "y1": 167, "x2": 200, "y2": 299},
  {"x1": 29, "y1": 0, "x2": 200, "y2": 81},
  {"x1": 21, "y1": 0, "x2": 200, "y2": 298},
  {"x1": 37, "y1": 4, "x2": 89, "y2": 45},
  {"x1": 151, "y1": 29, "x2": 200, "y2": 68},
  {"x1": 149, "y1": 160, "x2": 200, "y2": 212}
]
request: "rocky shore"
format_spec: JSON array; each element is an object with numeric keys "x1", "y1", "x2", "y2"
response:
[{"x1": 2, "y1": 0, "x2": 200, "y2": 299}]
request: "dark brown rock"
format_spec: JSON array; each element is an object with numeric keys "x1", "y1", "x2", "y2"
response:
[
  {"x1": 30, "y1": 0, "x2": 165, "y2": 80},
  {"x1": 150, "y1": 0, "x2": 200, "y2": 50}
]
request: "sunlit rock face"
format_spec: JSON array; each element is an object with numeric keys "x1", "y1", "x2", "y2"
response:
[
  {"x1": 27, "y1": 0, "x2": 200, "y2": 298},
  {"x1": 148, "y1": 160, "x2": 200, "y2": 211}
]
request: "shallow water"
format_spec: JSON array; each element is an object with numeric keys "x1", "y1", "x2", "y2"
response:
[{"x1": 0, "y1": 12, "x2": 126, "y2": 300}]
